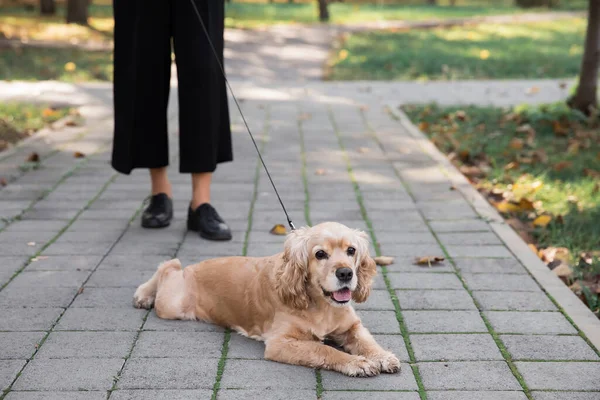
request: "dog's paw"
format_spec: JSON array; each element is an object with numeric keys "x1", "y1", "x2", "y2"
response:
[
  {"x1": 371, "y1": 352, "x2": 401, "y2": 374},
  {"x1": 342, "y1": 356, "x2": 380, "y2": 377},
  {"x1": 133, "y1": 285, "x2": 155, "y2": 309}
]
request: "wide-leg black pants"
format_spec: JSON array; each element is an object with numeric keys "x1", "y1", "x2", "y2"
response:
[{"x1": 111, "y1": 0, "x2": 233, "y2": 174}]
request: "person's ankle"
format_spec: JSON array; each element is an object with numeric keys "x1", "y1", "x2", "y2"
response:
[
  {"x1": 152, "y1": 185, "x2": 172, "y2": 198},
  {"x1": 190, "y1": 198, "x2": 210, "y2": 210}
]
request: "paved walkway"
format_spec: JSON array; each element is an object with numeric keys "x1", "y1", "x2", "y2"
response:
[{"x1": 1, "y1": 80, "x2": 599, "y2": 400}]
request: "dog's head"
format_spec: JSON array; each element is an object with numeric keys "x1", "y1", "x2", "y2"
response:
[{"x1": 275, "y1": 222, "x2": 377, "y2": 309}]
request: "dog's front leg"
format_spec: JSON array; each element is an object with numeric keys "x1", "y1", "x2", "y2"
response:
[
  {"x1": 333, "y1": 322, "x2": 400, "y2": 374},
  {"x1": 264, "y1": 337, "x2": 380, "y2": 377}
]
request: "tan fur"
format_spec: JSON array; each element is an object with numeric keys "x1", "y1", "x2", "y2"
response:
[{"x1": 133, "y1": 222, "x2": 400, "y2": 376}]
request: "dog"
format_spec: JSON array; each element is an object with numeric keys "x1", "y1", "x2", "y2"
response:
[{"x1": 133, "y1": 221, "x2": 401, "y2": 377}]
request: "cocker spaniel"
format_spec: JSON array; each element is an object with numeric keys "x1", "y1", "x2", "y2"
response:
[{"x1": 133, "y1": 221, "x2": 401, "y2": 377}]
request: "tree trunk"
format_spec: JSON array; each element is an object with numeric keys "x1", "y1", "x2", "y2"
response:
[
  {"x1": 40, "y1": 0, "x2": 56, "y2": 15},
  {"x1": 569, "y1": 0, "x2": 600, "y2": 114},
  {"x1": 317, "y1": 0, "x2": 329, "y2": 22},
  {"x1": 66, "y1": 0, "x2": 89, "y2": 25}
]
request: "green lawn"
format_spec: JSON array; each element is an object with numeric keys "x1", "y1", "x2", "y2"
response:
[
  {"x1": 0, "y1": 102, "x2": 72, "y2": 151},
  {"x1": 329, "y1": 18, "x2": 586, "y2": 80},
  {"x1": 403, "y1": 103, "x2": 600, "y2": 316}
]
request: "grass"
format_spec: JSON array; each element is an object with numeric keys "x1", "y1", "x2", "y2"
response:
[
  {"x1": 403, "y1": 102, "x2": 600, "y2": 316},
  {"x1": 328, "y1": 18, "x2": 586, "y2": 81},
  {"x1": 0, "y1": 102, "x2": 72, "y2": 150}
]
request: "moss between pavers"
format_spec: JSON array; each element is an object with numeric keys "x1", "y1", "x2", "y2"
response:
[{"x1": 328, "y1": 107, "x2": 427, "y2": 400}]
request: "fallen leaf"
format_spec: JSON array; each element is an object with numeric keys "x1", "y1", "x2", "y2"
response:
[
  {"x1": 298, "y1": 113, "x2": 311, "y2": 121},
  {"x1": 493, "y1": 200, "x2": 521, "y2": 213},
  {"x1": 338, "y1": 49, "x2": 349, "y2": 60},
  {"x1": 42, "y1": 108, "x2": 57, "y2": 118},
  {"x1": 509, "y1": 138, "x2": 524, "y2": 150},
  {"x1": 567, "y1": 141, "x2": 580, "y2": 155},
  {"x1": 559, "y1": 82, "x2": 568, "y2": 89},
  {"x1": 532, "y1": 149, "x2": 548, "y2": 163},
  {"x1": 315, "y1": 168, "x2": 326, "y2": 176},
  {"x1": 553, "y1": 161, "x2": 572, "y2": 172},
  {"x1": 459, "y1": 165, "x2": 485, "y2": 178},
  {"x1": 64, "y1": 62, "x2": 76, "y2": 72},
  {"x1": 504, "y1": 161, "x2": 519, "y2": 171},
  {"x1": 27, "y1": 242, "x2": 36, "y2": 246},
  {"x1": 458, "y1": 150, "x2": 470, "y2": 162},
  {"x1": 77, "y1": 287, "x2": 84, "y2": 295},
  {"x1": 551, "y1": 261, "x2": 573, "y2": 283},
  {"x1": 269, "y1": 224, "x2": 287, "y2": 236},
  {"x1": 526, "y1": 86, "x2": 540, "y2": 95},
  {"x1": 584, "y1": 169, "x2": 600, "y2": 179},
  {"x1": 73, "y1": 151, "x2": 86, "y2": 158},
  {"x1": 357, "y1": 147, "x2": 370, "y2": 154},
  {"x1": 552, "y1": 121, "x2": 569, "y2": 136},
  {"x1": 528, "y1": 243, "x2": 539, "y2": 254},
  {"x1": 65, "y1": 119, "x2": 80, "y2": 127},
  {"x1": 516, "y1": 124, "x2": 535, "y2": 135},
  {"x1": 26, "y1": 152, "x2": 40, "y2": 162},
  {"x1": 359, "y1": 105, "x2": 369, "y2": 111},
  {"x1": 0, "y1": 177, "x2": 7, "y2": 186},
  {"x1": 455, "y1": 110, "x2": 467, "y2": 121},
  {"x1": 517, "y1": 198, "x2": 535, "y2": 211},
  {"x1": 414, "y1": 256, "x2": 445, "y2": 267},
  {"x1": 418, "y1": 121, "x2": 429, "y2": 132},
  {"x1": 539, "y1": 247, "x2": 570, "y2": 263},
  {"x1": 374, "y1": 256, "x2": 394, "y2": 266},
  {"x1": 532, "y1": 215, "x2": 552, "y2": 228},
  {"x1": 479, "y1": 49, "x2": 490, "y2": 60}
]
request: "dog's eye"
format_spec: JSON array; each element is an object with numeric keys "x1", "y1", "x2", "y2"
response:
[
  {"x1": 315, "y1": 250, "x2": 328, "y2": 260},
  {"x1": 347, "y1": 247, "x2": 356, "y2": 256}
]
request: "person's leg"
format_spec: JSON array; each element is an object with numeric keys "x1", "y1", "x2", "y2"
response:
[
  {"x1": 112, "y1": 0, "x2": 174, "y2": 228},
  {"x1": 172, "y1": 0, "x2": 233, "y2": 240}
]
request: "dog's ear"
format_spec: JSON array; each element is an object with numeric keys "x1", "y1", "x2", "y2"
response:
[
  {"x1": 275, "y1": 227, "x2": 311, "y2": 310},
  {"x1": 352, "y1": 230, "x2": 377, "y2": 303}
]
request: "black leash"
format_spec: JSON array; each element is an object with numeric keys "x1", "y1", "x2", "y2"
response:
[{"x1": 188, "y1": 0, "x2": 296, "y2": 231}]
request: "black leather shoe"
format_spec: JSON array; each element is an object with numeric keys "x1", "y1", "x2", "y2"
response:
[
  {"x1": 187, "y1": 203, "x2": 232, "y2": 241},
  {"x1": 141, "y1": 193, "x2": 173, "y2": 229}
]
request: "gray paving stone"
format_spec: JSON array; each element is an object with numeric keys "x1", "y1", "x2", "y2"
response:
[
  {"x1": 0, "y1": 360, "x2": 25, "y2": 392},
  {"x1": 427, "y1": 391, "x2": 527, "y2": 400},
  {"x1": 227, "y1": 334, "x2": 265, "y2": 359},
  {"x1": 12, "y1": 358, "x2": 124, "y2": 391},
  {"x1": 36, "y1": 331, "x2": 135, "y2": 359},
  {"x1": 473, "y1": 291, "x2": 557, "y2": 311},
  {"x1": 110, "y1": 241, "x2": 180, "y2": 256},
  {"x1": 71, "y1": 287, "x2": 134, "y2": 308},
  {"x1": 485, "y1": 312, "x2": 577, "y2": 334},
  {"x1": 2, "y1": 220, "x2": 65, "y2": 232},
  {"x1": 411, "y1": 334, "x2": 502, "y2": 361},
  {"x1": 118, "y1": 357, "x2": 219, "y2": 389},
  {"x1": 372, "y1": 273, "x2": 387, "y2": 290},
  {"x1": 85, "y1": 269, "x2": 155, "y2": 288},
  {"x1": 321, "y1": 363, "x2": 416, "y2": 390},
  {"x1": 42, "y1": 241, "x2": 114, "y2": 256},
  {"x1": 353, "y1": 290, "x2": 394, "y2": 310},
  {"x1": 383, "y1": 259, "x2": 455, "y2": 273},
  {"x1": 357, "y1": 310, "x2": 400, "y2": 334},
  {"x1": 501, "y1": 335, "x2": 599, "y2": 361},
  {"x1": 55, "y1": 308, "x2": 145, "y2": 331},
  {"x1": 0, "y1": 243, "x2": 40, "y2": 257},
  {"x1": 219, "y1": 389, "x2": 317, "y2": 400},
  {"x1": 516, "y1": 361, "x2": 600, "y2": 390},
  {"x1": 0, "y1": 308, "x2": 62, "y2": 331},
  {"x1": 403, "y1": 311, "x2": 487, "y2": 333},
  {"x1": 419, "y1": 361, "x2": 521, "y2": 390},
  {"x1": 323, "y1": 392, "x2": 420, "y2": 400},
  {"x1": 132, "y1": 331, "x2": 224, "y2": 358},
  {"x1": 25, "y1": 255, "x2": 103, "y2": 271},
  {"x1": 0, "y1": 332, "x2": 45, "y2": 359},
  {"x1": 377, "y1": 232, "x2": 437, "y2": 244},
  {"x1": 0, "y1": 285, "x2": 76, "y2": 308},
  {"x1": 437, "y1": 232, "x2": 503, "y2": 246},
  {"x1": 143, "y1": 312, "x2": 224, "y2": 332},
  {"x1": 453, "y1": 258, "x2": 527, "y2": 274},
  {"x1": 462, "y1": 274, "x2": 540, "y2": 292},
  {"x1": 372, "y1": 334, "x2": 410, "y2": 362},
  {"x1": 396, "y1": 289, "x2": 476, "y2": 310},
  {"x1": 220, "y1": 359, "x2": 316, "y2": 389},
  {"x1": 5, "y1": 392, "x2": 107, "y2": 400},
  {"x1": 445, "y1": 245, "x2": 514, "y2": 258},
  {"x1": 429, "y1": 220, "x2": 491, "y2": 233},
  {"x1": 532, "y1": 392, "x2": 600, "y2": 400},
  {"x1": 110, "y1": 390, "x2": 213, "y2": 400},
  {"x1": 9, "y1": 270, "x2": 89, "y2": 288},
  {"x1": 387, "y1": 272, "x2": 463, "y2": 290},
  {"x1": 98, "y1": 254, "x2": 172, "y2": 270}
]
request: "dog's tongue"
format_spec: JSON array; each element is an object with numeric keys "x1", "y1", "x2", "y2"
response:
[{"x1": 332, "y1": 288, "x2": 351, "y2": 302}]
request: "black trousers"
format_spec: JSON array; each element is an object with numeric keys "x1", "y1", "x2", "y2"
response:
[{"x1": 111, "y1": 0, "x2": 233, "y2": 174}]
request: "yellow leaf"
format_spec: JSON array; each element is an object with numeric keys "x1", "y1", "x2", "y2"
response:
[
  {"x1": 269, "y1": 224, "x2": 287, "y2": 236},
  {"x1": 42, "y1": 108, "x2": 57, "y2": 118},
  {"x1": 533, "y1": 215, "x2": 552, "y2": 228},
  {"x1": 315, "y1": 168, "x2": 326, "y2": 176},
  {"x1": 64, "y1": 62, "x2": 76, "y2": 72},
  {"x1": 567, "y1": 141, "x2": 580, "y2": 155},
  {"x1": 479, "y1": 49, "x2": 490, "y2": 60},
  {"x1": 418, "y1": 121, "x2": 429, "y2": 132},
  {"x1": 338, "y1": 49, "x2": 349, "y2": 61},
  {"x1": 493, "y1": 201, "x2": 521, "y2": 213},
  {"x1": 509, "y1": 138, "x2": 524, "y2": 150}
]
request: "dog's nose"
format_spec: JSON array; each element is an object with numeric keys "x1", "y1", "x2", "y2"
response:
[{"x1": 335, "y1": 267, "x2": 353, "y2": 282}]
